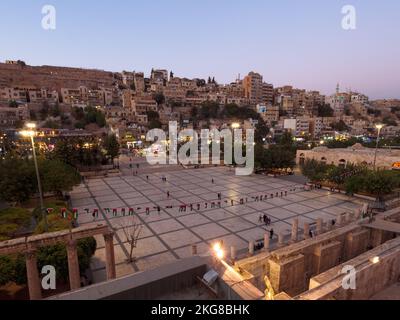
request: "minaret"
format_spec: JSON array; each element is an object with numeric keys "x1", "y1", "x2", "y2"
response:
[{"x1": 336, "y1": 83, "x2": 340, "y2": 94}]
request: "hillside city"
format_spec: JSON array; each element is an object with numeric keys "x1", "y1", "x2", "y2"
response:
[
  {"x1": 1, "y1": 59, "x2": 400, "y2": 302},
  {"x1": 1, "y1": 59, "x2": 400, "y2": 151}
]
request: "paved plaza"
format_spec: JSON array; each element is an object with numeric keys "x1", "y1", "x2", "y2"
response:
[{"x1": 69, "y1": 166, "x2": 367, "y2": 283}]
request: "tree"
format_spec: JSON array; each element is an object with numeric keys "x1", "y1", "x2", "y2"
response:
[
  {"x1": 382, "y1": 116, "x2": 397, "y2": 127},
  {"x1": 0, "y1": 157, "x2": 36, "y2": 203},
  {"x1": 29, "y1": 110, "x2": 37, "y2": 121},
  {"x1": 40, "y1": 101, "x2": 50, "y2": 120},
  {"x1": 103, "y1": 134, "x2": 120, "y2": 163},
  {"x1": 43, "y1": 120, "x2": 60, "y2": 129},
  {"x1": 254, "y1": 118, "x2": 269, "y2": 143},
  {"x1": 190, "y1": 106, "x2": 198, "y2": 118},
  {"x1": 222, "y1": 103, "x2": 240, "y2": 118},
  {"x1": 153, "y1": 93, "x2": 165, "y2": 106},
  {"x1": 317, "y1": 104, "x2": 334, "y2": 117},
  {"x1": 51, "y1": 102, "x2": 61, "y2": 118},
  {"x1": 363, "y1": 170, "x2": 400, "y2": 202},
  {"x1": 39, "y1": 159, "x2": 81, "y2": 197},
  {"x1": 148, "y1": 119, "x2": 162, "y2": 129},
  {"x1": 199, "y1": 101, "x2": 220, "y2": 119},
  {"x1": 119, "y1": 217, "x2": 143, "y2": 262},
  {"x1": 146, "y1": 110, "x2": 160, "y2": 122},
  {"x1": 0, "y1": 156, "x2": 81, "y2": 203},
  {"x1": 331, "y1": 120, "x2": 349, "y2": 132},
  {"x1": 8, "y1": 100, "x2": 18, "y2": 108},
  {"x1": 300, "y1": 159, "x2": 329, "y2": 182}
]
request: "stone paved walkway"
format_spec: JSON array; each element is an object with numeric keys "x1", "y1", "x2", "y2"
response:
[{"x1": 69, "y1": 167, "x2": 367, "y2": 282}]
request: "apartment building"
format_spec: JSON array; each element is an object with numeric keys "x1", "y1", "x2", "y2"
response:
[
  {"x1": 131, "y1": 95, "x2": 158, "y2": 115},
  {"x1": 262, "y1": 83, "x2": 274, "y2": 105},
  {"x1": 134, "y1": 72, "x2": 145, "y2": 93},
  {"x1": 308, "y1": 117, "x2": 323, "y2": 138},
  {"x1": 226, "y1": 97, "x2": 249, "y2": 106},
  {"x1": 208, "y1": 93, "x2": 226, "y2": 104},
  {"x1": 351, "y1": 93, "x2": 369, "y2": 104},
  {"x1": 121, "y1": 71, "x2": 135, "y2": 87},
  {"x1": 164, "y1": 77, "x2": 186, "y2": 101},
  {"x1": 243, "y1": 72, "x2": 264, "y2": 106},
  {"x1": 0, "y1": 105, "x2": 29, "y2": 127},
  {"x1": 225, "y1": 81, "x2": 245, "y2": 98},
  {"x1": 283, "y1": 117, "x2": 310, "y2": 137},
  {"x1": 257, "y1": 104, "x2": 279, "y2": 125},
  {"x1": 121, "y1": 89, "x2": 134, "y2": 109},
  {"x1": 61, "y1": 86, "x2": 87, "y2": 105},
  {"x1": 28, "y1": 88, "x2": 59, "y2": 104},
  {"x1": 0, "y1": 87, "x2": 28, "y2": 103},
  {"x1": 280, "y1": 95, "x2": 295, "y2": 116},
  {"x1": 151, "y1": 69, "x2": 168, "y2": 82}
]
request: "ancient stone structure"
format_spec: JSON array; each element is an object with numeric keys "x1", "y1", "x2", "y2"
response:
[
  {"x1": 296, "y1": 144, "x2": 400, "y2": 170},
  {"x1": 0, "y1": 223, "x2": 115, "y2": 300},
  {"x1": 234, "y1": 206, "x2": 400, "y2": 300}
]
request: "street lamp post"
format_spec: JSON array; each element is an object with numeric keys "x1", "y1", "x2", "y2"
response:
[
  {"x1": 373, "y1": 124, "x2": 383, "y2": 171},
  {"x1": 20, "y1": 123, "x2": 48, "y2": 232}
]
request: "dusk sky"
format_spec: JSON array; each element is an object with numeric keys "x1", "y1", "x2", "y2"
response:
[{"x1": 0, "y1": 0, "x2": 399, "y2": 99}]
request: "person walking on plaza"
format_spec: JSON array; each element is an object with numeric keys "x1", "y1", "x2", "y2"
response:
[
  {"x1": 146, "y1": 175, "x2": 149, "y2": 181},
  {"x1": 270, "y1": 228, "x2": 274, "y2": 239},
  {"x1": 167, "y1": 191, "x2": 170, "y2": 198},
  {"x1": 212, "y1": 178, "x2": 214, "y2": 184},
  {"x1": 217, "y1": 192, "x2": 221, "y2": 200}
]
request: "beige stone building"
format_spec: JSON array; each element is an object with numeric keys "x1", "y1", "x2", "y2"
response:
[
  {"x1": 243, "y1": 72, "x2": 264, "y2": 106},
  {"x1": 0, "y1": 87, "x2": 28, "y2": 103},
  {"x1": 131, "y1": 95, "x2": 158, "y2": 115},
  {"x1": 297, "y1": 143, "x2": 400, "y2": 170},
  {"x1": 0, "y1": 104, "x2": 29, "y2": 127}
]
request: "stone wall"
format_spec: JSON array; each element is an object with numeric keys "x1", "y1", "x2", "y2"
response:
[
  {"x1": 297, "y1": 237, "x2": 400, "y2": 300},
  {"x1": 0, "y1": 63, "x2": 117, "y2": 91}
]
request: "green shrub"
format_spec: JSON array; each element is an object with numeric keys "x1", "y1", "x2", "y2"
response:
[{"x1": 0, "y1": 208, "x2": 31, "y2": 240}]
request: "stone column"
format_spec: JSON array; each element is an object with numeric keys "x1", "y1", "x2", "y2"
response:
[
  {"x1": 316, "y1": 218, "x2": 323, "y2": 235},
  {"x1": 291, "y1": 218, "x2": 299, "y2": 243},
  {"x1": 104, "y1": 233, "x2": 116, "y2": 280},
  {"x1": 191, "y1": 244, "x2": 198, "y2": 256},
  {"x1": 354, "y1": 208, "x2": 361, "y2": 220},
  {"x1": 230, "y1": 246, "x2": 236, "y2": 262},
  {"x1": 337, "y1": 213, "x2": 343, "y2": 226},
  {"x1": 25, "y1": 250, "x2": 42, "y2": 300},
  {"x1": 264, "y1": 234, "x2": 270, "y2": 252},
  {"x1": 66, "y1": 240, "x2": 81, "y2": 290},
  {"x1": 248, "y1": 241, "x2": 254, "y2": 256},
  {"x1": 278, "y1": 233, "x2": 285, "y2": 247},
  {"x1": 304, "y1": 223, "x2": 310, "y2": 240}
]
